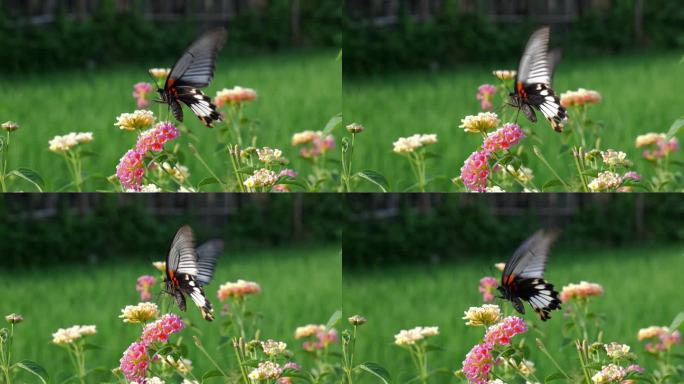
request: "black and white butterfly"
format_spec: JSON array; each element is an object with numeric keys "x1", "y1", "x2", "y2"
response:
[
  {"x1": 165, "y1": 225, "x2": 224, "y2": 321},
  {"x1": 157, "y1": 28, "x2": 227, "y2": 128},
  {"x1": 509, "y1": 26, "x2": 567, "y2": 132},
  {"x1": 497, "y1": 230, "x2": 562, "y2": 321}
]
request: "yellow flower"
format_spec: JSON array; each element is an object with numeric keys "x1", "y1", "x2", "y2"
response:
[
  {"x1": 119, "y1": 302, "x2": 159, "y2": 324},
  {"x1": 294, "y1": 324, "x2": 325, "y2": 339},
  {"x1": 462, "y1": 304, "x2": 501, "y2": 327},
  {"x1": 459, "y1": 112, "x2": 500, "y2": 133},
  {"x1": 637, "y1": 326, "x2": 669, "y2": 341},
  {"x1": 149, "y1": 68, "x2": 171, "y2": 79},
  {"x1": 114, "y1": 110, "x2": 155, "y2": 131},
  {"x1": 493, "y1": 70, "x2": 517, "y2": 81}
]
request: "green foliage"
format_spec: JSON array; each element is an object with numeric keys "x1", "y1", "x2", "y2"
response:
[
  {"x1": 342, "y1": 195, "x2": 684, "y2": 269},
  {"x1": 344, "y1": 0, "x2": 684, "y2": 75}
]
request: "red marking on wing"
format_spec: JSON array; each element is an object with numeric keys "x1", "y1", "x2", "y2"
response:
[
  {"x1": 505, "y1": 274, "x2": 516, "y2": 285},
  {"x1": 516, "y1": 82, "x2": 527, "y2": 99}
]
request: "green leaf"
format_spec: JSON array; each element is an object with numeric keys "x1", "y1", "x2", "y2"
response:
[
  {"x1": 202, "y1": 369, "x2": 225, "y2": 381},
  {"x1": 542, "y1": 179, "x2": 565, "y2": 191},
  {"x1": 669, "y1": 311, "x2": 684, "y2": 330},
  {"x1": 358, "y1": 362, "x2": 392, "y2": 384},
  {"x1": 544, "y1": 372, "x2": 567, "y2": 382},
  {"x1": 322, "y1": 113, "x2": 342, "y2": 135},
  {"x1": 9, "y1": 168, "x2": 44, "y2": 191},
  {"x1": 355, "y1": 170, "x2": 389, "y2": 192},
  {"x1": 198, "y1": 177, "x2": 221, "y2": 188},
  {"x1": 325, "y1": 310, "x2": 342, "y2": 330},
  {"x1": 665, "y1": 118, "x2": 684, "y2": 141},
  {"x1": 15, "y1": 360, "x2": 48, "y2": 384}
]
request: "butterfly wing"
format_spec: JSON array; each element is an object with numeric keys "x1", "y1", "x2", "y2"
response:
[
  {"x1": 501, "y1": 230, "x2": 562, "y2": 321},
  {"x1": 166, "y1": 28, "x2": 227, "y2": 89},
  {"x1": 176, "y1": 87, "x2": 222, "y2": 128},
  {"x1": 177, "y1": 274, "x2": 215, "y2": 321},
  {"x1": 517, "y1": 26, "x2": 552, "y2": 87},
  {"x1": 195, "y1": 239, "x2": 224, "y2": 285}
]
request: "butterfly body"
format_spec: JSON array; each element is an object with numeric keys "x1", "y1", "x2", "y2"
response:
[
  {"x1": 164, "y1": 225, "x2": 223, "y2": 321},
  {"x1": 159, "y1": 28, "x2": 227, "y2": 128},
  {"x1": 498, "y1": 230, "x2": 562, "y2": 321},
  {"x1": 510, "y1": 26, "x2": 567, "y2": 132}
]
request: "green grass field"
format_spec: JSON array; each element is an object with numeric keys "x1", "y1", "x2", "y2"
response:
[
  {"x1": 0, "y1": 50, "x2": 341, "y2": 191},
  {"x1": 343, "y1": 53, "x2": 684, "y2": 191},
  {"x1": 343, "y1": 244, "x2": 684, "y2": 382},
  {"x1": 0, "y1": 245, "x2": 340, "y2": 382}
]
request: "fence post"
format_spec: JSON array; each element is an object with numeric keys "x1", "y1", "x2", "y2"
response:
[{"x1": 291, "y1": 0, "x2": 301, "y2": 45}]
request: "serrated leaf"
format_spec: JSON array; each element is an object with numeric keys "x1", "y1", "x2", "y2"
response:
[
  {"x1": 358, "y1": 362, "x2": 391, "y2": 384},
  {"x1": 669, "y1": 311, "x2": 684, "y2": 330},
  {"x1": 10, "y1": 168, "x2": 44, "y2": 191},
  {"x1": 355, "y1": 169, "x2": 389, "y2": 192},
  {"x1": 665, "y1": 118, "x2": 684, "y2": 141},
  {"x1": 15, "y1": 360, "x2": 48, "y2": 384},
  {"x1": 542, "y1": 179, "x2": 565, "y2": 191},
  {"x1": 325, "y1": 310, "x2": 342, "y2": 330},
  {"x1": 322, "y1": 114, "x2": 342, "y2": 135},
  {"x1": 545, "y1": 372, "x2": 567, "y2": 382}
]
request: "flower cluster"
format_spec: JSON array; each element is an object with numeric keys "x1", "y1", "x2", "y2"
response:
[
  {"x1": 302, "y1": 328, "x2": 338, "y2": 351},
  {"x1": 604, "y1": 342, "x2": 631, "y2": 359},
  {"x1": 52, "y1": 325, "x2": 97, "y2": 345},
  {"x1": 392, "y1": 134, "x2": 438, "y2": 154},
  {"x1": 292, "y1": 130, "x2": 336, "y2": 158},
  {"x1": 560, "y1": 88, "x2": 602, "y2": 107},
  {"x1": 295, "y1": 324, "x2": 325, "y2": 339},
  {"x1": 638, "y1": 326, "x2": 681, "y2": 352},
  {"x1": 635, "y1": 133, "x2": 680, "y2": 160},
  {"x1": 5, "y1": 313, "x2": 23, "y2": 324},
  {"x1": 588, "y1": 171, "x2": 623, "y2": 192},
  {"x1": 136, "y1": 122, "x2": 180, "y2": 153},
  {"x1": 591, "y1": 363, "x2": 625, "y2": 383},
  {"x1": 559, "y1": 281, "x2": 604, "y2": 302},
  {"x1": 114, "y1": 110, "x2": 155, "y2": 131},
  {"x1": 119, "y1": 302, "x2": 159, "y2": 324},
  {"x1": 261, "y1": 339, "x2": 287, "y2": 356},
  {"x1": 600, "y1": 149, "x2": 628, "y2": 167},
  {"x1": 248, "y1": 361, "x2": 283, "y2": 381},
  {"x1": 214, "y1": 86, "x2": 257, "y2": 107},
  {"x1": 483, "y1": 316, "x2": 527, "y2": 346},
  {"x1": 478, "y1": 276, "x2": 498, "y2": 302},
  {"x1": 460, "y1": 112, "x2": 500, "y2": 133},
  {"x1": 120, "y1": 341, "x2": 150, "y2": 382},
  {"x1": 48, "y1": 132, "x2": 93, "y2": 152},
  {"x1": 244, "y1": 168, "x2": 279, "y2": 190},
  {"x1": 136, "y1": 275, "x2": 156, "y2": 301},
  {"x1": 463, "y1": 304, "x2": 502, "y2": 327},
  {"x1": 492, "y1": 70, "x2": 516, "y2": 81},
  {"x1": 148, "y1": 68, "x2": 170, "y2": 79},
  {"x1": 141, "y1": 313, "x2": 185, "y2": 345},
  {"x1": 462, "y1": 343, "x2": 494, "y2": 384},
  {"x1": 482, "y1": 123, "x2": 525, "y2": 153},
  {"x1": 217, "y1": 279, "x2": 262, "y2": 301},
  {"x1": 459, "y1": 151, "x2": 490, "y2": 192},
  {"x1": 1, "y1": 121, "x2": 20, "y2": 132},
  {"x1": 132, "y1": 82, "x2": 153, "y2": 109},
  {"x1": 394, "y1": 326, "x2": 440, "y2": 346},
  {"x1": 256, "y1": 147, "x2": 284, "y2": 164},
  {"x1": 476, "y1": 84, "x2": 496, "y2": 111}
]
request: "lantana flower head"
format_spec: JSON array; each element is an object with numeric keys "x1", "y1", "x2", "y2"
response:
[
  {"x1": 604, "y1": 342, "x2": 631, "y2": 359},
  {"x1": 560, "y1": 88, "x2": 602, "y2": 108},
  {"x1": 116, "y1": 149, "x2": 146, "y2": 191},
  {"x1": 477, "y1": 84, "x2": 497, "y2": 111},
  {"x1": 303, "y1": 328, "x2": 338, "y2": 351},
  {"x1": 256, "y1": 147, "x2": 283, "y2": 164},
  {"x1": 463, "y1": 304, "x2": 502, "y2": 327},
  {"x1": 141, "y1": 313, "x2": 184, "y2": 345},
  {"x1": 392, "y1": 134, "x2": 438, "y2": 153},
  {"x1": 462, "y1": 343, "x2": 494, "y2": 384},
  {"x1": 295, "y1": 324, "x2": 325, "y2": 339},
  {"x1": 214, "y1": 86, "x2": 257, "y2": 108},
  {"x1": 261, "y1": 340, "x2": 287, "y2": 356},
  {"x1": 132, "y1": 82, "x2": 153, "y2": 109},
  {"x1": 248, "y1": 361, "x2": 283, "y2": 381},
  {"x1": 484, "y1": 316, "x2": 527, "y2": 346},
  {"x1": 560, "y1": 281, "x2": 604, "y2": 302},
  {"x1": 48, "y1": 132, "x2": 94, "y2": 152},
  {"x1": 636, "y1": 133, "x2": 680, "y2": 160},
  {"x1": 243, "y1": 168, "x2": 278, "y2": 189},
  {"x1": 460, "y1": 150, "x2": 490, "y2": 192},
  {"x1": 394, "y1": 326, "x2": 439, "y2": 346},
  {"x1": 115, "y1": 110, "x2": 155, "y2": 131},
  {"x1": 136, "y1": 122, "x2": 180, "y2": 153},
  {"x1": 492, "y1": 70, "x2": 516, "y2": 81},
  {"x1": 119, "y1": 341, "x2": 150, "y2": 382},
  {"x1": 588, "y1": 171, "x2": 622, "y2": 192},
  {"x1": 601, "y1": 149, "x2": 627, "y2": 167},
  {"x1": 638, "y1": 326, "x2": 670, "y2": 341},
  {"x1": 217, "y1": 279, "x2": 261, "y2": 301},
  {"x1": 52, "y1": 325, "x2": 97, "y2": 345},
  {"x1": 591, "y1": 363, "x2": 625, "y2": 383},
  {"x1": 292, "y1": 130, "x2": 320, "y2": 146},
  {"x1": 482, "y1": 123, "x2": 524, "y2": 153},
  {"x1": 149, "y1": 68, "x2": 171, "y2": 79},
  {"x1": 136, "y1": 275, "x2": 156, "y2": 301},
  {"x1": 460, "y1": 112, "x2": 500, "y2": 133},
  {"x1": 478, "y1": 276, "x2": 498, "y2": 302},
  {"x1": 152, "y1": 261, "x2": 166, "y2": 273},
  {"x1": 641, "y1": 327, "x2": 681, "y2": 352},
  {"x1": 119, "y1": 302, "x2": 159, "y2": 324}
]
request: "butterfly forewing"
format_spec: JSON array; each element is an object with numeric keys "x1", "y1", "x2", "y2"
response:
[
  {"x1": 195, "y1": 239, "x2": 224, "y2": 285},
  {"x1": 517, "y1": 26, "x2": 551, "y2": 86},
  {"x1": 167, "y1": 225, "x2": 198, "y2": 276}
]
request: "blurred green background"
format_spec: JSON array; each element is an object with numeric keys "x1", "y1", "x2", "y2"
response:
[
  {"x1": 342, "y1": 0, "x2": 684, "y2": 191},
  {"x1": 342, "y1": 194, "x2": 684, "y2": 381},
  {"x1": 0, "y1": 194, "x2": 341, "y2": 382},
  {"x1": 0, "y1": 1, "x2": 341, "y2": 191}
]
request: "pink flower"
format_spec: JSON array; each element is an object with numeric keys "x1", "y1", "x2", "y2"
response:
[
  {"x1": 462, "y1": 343, "x2": 494, "y2": 384},
  {"x1": 284, "y1": 362, "x2": 301, "y2": 371},
  {"x1": 119, "y1": 341, "x2": 149, "y2": 382},
  {"x1": 272, "y1": 184, "x2": 290, "y2": 192},
  {"x1": 476, "y1": 84, "x2": 496, "y2": 111},
  {"x1": 132, "y1": 82, "x2": 153, "y2": 109},
  {"x1": 626, "y1": 364, "x2": 644, "y2": 374},
  {"x1": 141, "y1": 313, "x2": 184, "y2": 345},
  {"x1": 460, "y1": 150, "x2": 490, "y2": 192},
  {"x1": 279, "y1": 169, "x2": 298, "y2": 178},
  {"x1": 643, "y1": 137, "x2": 679, "y2": 160},
  {"x1": 116, "y1": 149, "x2": 146, "y2": 191},
  {"x1": 484, "y1": 316, "x2": 527, "y2": 346},
  {"x1": 622, "y1": 171, "x2": 641, "y2": 182},
  {"x1": 136, "y1": 122, "x2": 180, "y2": 153},
  {"x1": 482, "y1": 123, "x2": 524, "y2": 153},
  {"x1": 303, "y1": 329, "x2": 338, "y2": 351},
  {"x1": 478, "y1": 277, "x2": 498, "y2": 303},
  {"x1": 136, "y1": 275, "x2": 156, "y2": 301}
]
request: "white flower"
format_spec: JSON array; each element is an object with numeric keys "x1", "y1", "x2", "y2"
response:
[
  {"x1": 459, "y1": 112, "x2": 500, "y2": 133},
  {"x1": 243, "y1": 168, "x2": 278, "y2": 189},
  {"x1": 48, "y1": 132, "x2": 94, "y2": 152},
  {"x1": 588, "y1": 171, "x2": 622, "y2": 192},
  {"x1": 119, "y1": 302, "x2": 159, "y2": 324},
  {"x1": 52, "y1": 325, "x2": 97, "y2": 345},
  {"x1": 114, "y1": 110, "x2": 155, "y2": 131},
  {"x1": 462, "y1": 304, "x2": 501, "y2": 326},
  {"x1": 604, "y1": 342, "x2": 630, "y2": 359},
  {"x1": 601, "y1": 149, "x2": 627, "y2": 166},
  {"x1": 261, "y1": 340, "x2": 287, "y2": 356},
  {"x1": 392, "y1": 134, "x2": 437, "y2": 153}
]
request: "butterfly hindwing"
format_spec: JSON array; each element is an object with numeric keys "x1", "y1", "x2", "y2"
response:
[{"x1": 177, "y1": 87, "x2": 222, "y2": 128}]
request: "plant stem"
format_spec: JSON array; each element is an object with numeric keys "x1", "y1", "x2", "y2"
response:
[
  {"x1": 533, "y1": 146, "x2": 570, "y2": 189},
  {"x1": 195, "y1": 336, "x2": 231, "y2": 382},
  {"x1": 537, "y1": 339, "x2": 571, "y2": 380},
  {"x1": 0, "y1": 131, "x2": 10, "y2": 192},
  {"x1": 576, "y1": 340, "x2": 593, "y2": 384}
]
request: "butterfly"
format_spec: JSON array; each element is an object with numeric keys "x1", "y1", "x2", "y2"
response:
[
  {"x1": 497, "y1": 230, "x2": 562, "y2": 321},
  {"x1": 509, "y1": 26, "x2": 567, "y2": 132},
  {"x1": 164, "y1": 225, "x2": 224, "y2": 321},
  {"x1": 157, "y1": 28, "x2": 227, "y2": 128}
]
